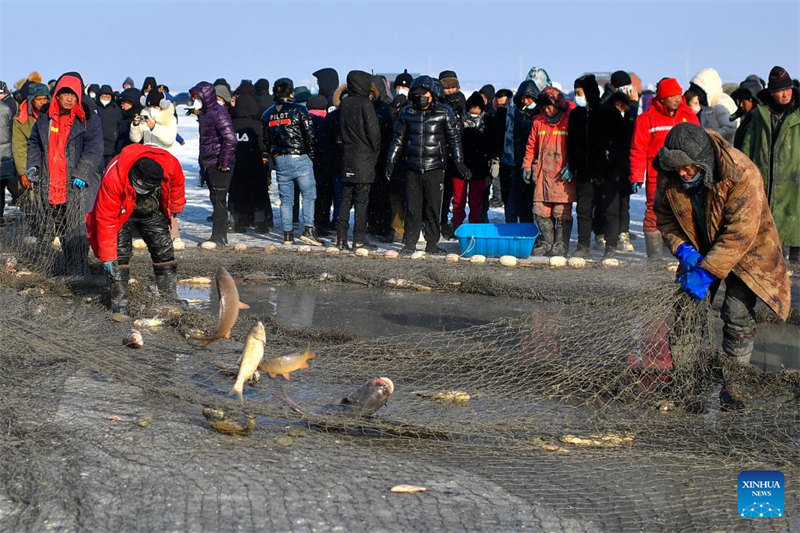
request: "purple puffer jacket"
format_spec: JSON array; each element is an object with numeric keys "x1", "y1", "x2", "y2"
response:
[{"x1": 190, "y1": 81, "x2": 236, "y2": 169}]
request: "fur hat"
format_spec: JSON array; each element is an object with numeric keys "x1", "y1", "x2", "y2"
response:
[
  {"x1": 465, "y1": 91, "x2": 486, "y2": 112},
  {"x1": 656, "y1": 122, "x2": 715, "y2": 188},
  {"x1": 394, "y1": 69, "x2": 413, "y2": 89},
  {"x1": 27, "y1": 71, "x2": 42, "y2": 84},
  {"x1": 438, "y1": 70, "x2": 459, "y2": 90}
]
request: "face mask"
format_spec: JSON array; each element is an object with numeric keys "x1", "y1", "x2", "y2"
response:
[
  {"x1": 217, "y1": 98, "x2": 225, "y2": 106},
  {"x1": 523, "y1": 102, "x2": 536, "y2": 111},
  {"x1": 89, "y1": 92, "x2": 96, "y2": 99},
  {"x1": 149, "y1": 107, "x2": 160, "y2": 117},
  {"x1": 468, "y1": 113, "x2": 481, "y2": 118},
  {"x1": 396, "y1": 87, "x2": 409, "y2": 97},
  {"x1": 681, "y1": 170, "x2": 705, "y2": 191},
  {"x1": 574, "y1": 96, "x2": 587, "y2": 108},
  {"x1": 100, "y1": 99, "x2": 111, "y2": 107},
  {"x1": 410, "y1": 94, "x2": 430, "y2": 109},
  {"x1": 691, "y1": 105, "x2": 701, "y2": 114},
  {"x1": 193, "y1": 98, "x2": 203, "y2": 110}
]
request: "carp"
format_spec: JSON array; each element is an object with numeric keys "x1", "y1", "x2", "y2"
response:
[
  {"x1": 190, "y1": 266, "x2": 248, "y2": 345},
  {"x1": 328, "y1": 377, "x2": 394, "y2": 417},
  {"x1": 259, "y1": 348, "x2": 315, "y2": 380},
  {"x1": 230, "y1": 321, "x2": 266, "y2": 401}
]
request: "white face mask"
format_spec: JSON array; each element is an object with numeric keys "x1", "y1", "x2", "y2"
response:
[
  {"x1": 100, "y1": 98, "x2": 111, "y2": 107},
  {"x1": 89, "y1": 92, "x2": 96, "y2": 99},
  {"x1": 574, "y1": 95, "x2": 587, "y2": 108},
  {"x1": 149, "y1": 107, "x2": 160, "y2": 117},
  {"x1": 396, "y1": 87, "x2": 409, "y2": 97},
  {"x1": 193, "y1": 98, "x2": 203, "y2": 110},
  {"x1": 691, "y1": 104, "x2": 701, "y2": 114},
  {"x1": 217, "y1": 98, "x2": 225, "y2": 106}
]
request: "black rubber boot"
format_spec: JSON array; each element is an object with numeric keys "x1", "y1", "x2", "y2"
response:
[
  {"x1": 550, "y1": 219, "x2": 565, "y2": 257},
  {"x1": 283, "y1": 231, "x2": 294, "y2": 246},
  {"x1": 154, "y1": 264, "x2": 179, "y2": 301},
  {"x1": 644, "y1": 231, "x2": 664, "y2": 261},
  {"x1": 534, "y1": 216, "x2": 554, "y2": 256},
  {"x1": 110, "y1": 266, "x2": 130, "y2": 316}
]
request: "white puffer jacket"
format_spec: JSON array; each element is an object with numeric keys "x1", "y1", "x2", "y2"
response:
[
  {"x1": 129, "y1": 101, "x2": 178, "y2": 154},
  {"x1": 690, "y1": 68, "x2": 738, "y2": 143}
]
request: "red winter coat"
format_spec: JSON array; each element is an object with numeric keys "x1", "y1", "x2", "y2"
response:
[
  {"x1": 629, "y1": 99, "x2": 699, "y2": 185},
  {"x1": 86, "y1": 144, "x2": 185, "y2": 261}
]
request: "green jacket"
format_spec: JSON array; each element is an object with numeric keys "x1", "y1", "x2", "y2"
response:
[
  {"x1": 12, "y1": 112, "x2": 36, "y2": 177},
  {"x1": 741, "y1": 103, "x2": 800, "y2": 246}
]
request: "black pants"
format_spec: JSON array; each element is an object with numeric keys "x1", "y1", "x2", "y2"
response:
[
  {"x1": 368, "y1": 175, "x2": 392, "y2": 236},
  {"x1": 497, "y1": 164, "x2": 513, "y2": 221},
  {"x1": 206, "y1": 165, "x2": 233, "y2": 243},
  {"x1": 117, "y1": 210, "x2": 175, "y2": 267},
  {"x1": 404, "y1": 168, "x2": 444, "y2": 249},
  {"x1": 440, "y1": 170, "x2": 454, "y2": 226},
  {"x1": 509, "y1": 168, "x2": 534, "y2": 223},
  {"x1": 576, "y1": 180, "x2": 599, "y2": 248},
  {"x1": 337, "y1": 182, "x2": 372, "y2": 244},
  {"x1": 314, "y1": 168, "x2": 335, "y2": 230}
]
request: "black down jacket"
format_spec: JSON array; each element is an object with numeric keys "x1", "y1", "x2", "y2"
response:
[
  {"x1": 387, "y1": 103, "x2": 463, "y2": 172},
  {"x1": 339, "y1": 70, "x2": 381, "y2": 183},
  {"x1": 262, "y1": 99, "x2": 315, "y2": 159}
]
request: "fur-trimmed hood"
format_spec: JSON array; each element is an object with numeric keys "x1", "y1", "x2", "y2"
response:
[{"x1": 690, "y1": 68, "x2": 737, "y2": 114}]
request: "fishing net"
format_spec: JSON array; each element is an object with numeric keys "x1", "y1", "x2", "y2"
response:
[{"x1": 0, "y1": 210, "x2": 798, "y2": 531}]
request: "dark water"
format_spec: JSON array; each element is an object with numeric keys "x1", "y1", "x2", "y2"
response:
[{"x1": 178, "y1": 282, "x2": 799, "y2": 371}]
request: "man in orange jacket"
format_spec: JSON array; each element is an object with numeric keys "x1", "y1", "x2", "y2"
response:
[
  {"x1": 629, "y1": 78, "x2": 699, "y2": 259},
  {"x1": 86, "y1": 143, "x2": 185, "y2": 315}
]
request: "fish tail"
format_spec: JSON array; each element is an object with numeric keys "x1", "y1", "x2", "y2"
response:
[
  {"x1": 201, "y1": 337, "x2": 215, "y2": 346},
  {"x1": 229, "y1": 385, "x2": 243, "y2": 401},
  {"x1": 300, "y1": 362, "x2": 309, "y2": 370}
]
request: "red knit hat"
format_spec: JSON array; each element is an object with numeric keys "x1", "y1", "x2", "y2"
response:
[{"x1": 656, "y1": 78, "x2": 682, "y2": 100}]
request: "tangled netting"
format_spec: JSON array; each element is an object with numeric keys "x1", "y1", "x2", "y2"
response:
[{"x1": 1, "y1": 212, "x2": 798, "y2": 531}]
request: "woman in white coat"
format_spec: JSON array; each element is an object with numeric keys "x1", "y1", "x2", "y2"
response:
[{"x1": 688, "y1": 68, "x2": 739, "y2": 144}]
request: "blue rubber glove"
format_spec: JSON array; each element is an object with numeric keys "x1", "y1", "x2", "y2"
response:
[
  {"x1": 522, "y1": 170, "x2": 532, "y2": 184},
  {"x1": 558, "y1": 166, "x2": 573, "y2": 182},
  {"x1": 72, "y1": 178, "x2": 87, "y2": 188},
  {"x1": 631, "y1": 182, "x2": 642, "y2": 194},
  {"x1": 676, "y1": 266, "x2": 717, "y2": 300},
  {"x1": 26, "y1": 166, "x2": 39, "y2": 183},
  {"x1": 103, "y1": 261, "x2": 115, "y2": 276},
  {"x1": 674, "y1": 242, "x2": 703, "y2": 273}
]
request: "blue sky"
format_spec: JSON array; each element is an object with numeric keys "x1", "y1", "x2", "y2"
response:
[{"x1": 1, "y1": 0, "x2": 798, "y2": 94}]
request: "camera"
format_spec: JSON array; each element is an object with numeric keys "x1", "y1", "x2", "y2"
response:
[{"x1": 135, "y1": 114, "x2": 149, "y2": 121}]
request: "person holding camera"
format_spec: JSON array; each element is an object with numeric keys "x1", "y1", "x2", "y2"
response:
[{"x1": 130, "y1": 90, "x2": 178, "y2": 155}]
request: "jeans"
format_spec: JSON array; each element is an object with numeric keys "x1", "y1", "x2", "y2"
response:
[{"x1": 274, "y1": 154, "x2": 316, "y2": 232}]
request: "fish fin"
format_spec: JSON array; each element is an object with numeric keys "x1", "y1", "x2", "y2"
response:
[
  {"x1": 238, "y1": 302, "x2": 250, "y2": 310},
  {"x1": 306, "y1": 349, "x2": 316, "y2": 360},
  {"x1": 267, "y1": 371, "x2": 277, "y2": 379},
  {"x1": 281, "y1": 373, "x2": 291, "y2": 380},
  {"x1": 228, "y1": 386, "x2": 243, "y2": 401},
  {"x1": 201, "y1": 338, "x2": 214, "y2": 346}
]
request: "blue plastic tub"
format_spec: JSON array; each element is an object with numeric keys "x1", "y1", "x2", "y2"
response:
[{"x1": 454, "y1": 223, "x2": 539, "y2": 258}]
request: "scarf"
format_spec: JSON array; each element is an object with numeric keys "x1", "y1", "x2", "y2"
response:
[{"x1": 47, "y1": 76, "x2": 85, "y2": 205}]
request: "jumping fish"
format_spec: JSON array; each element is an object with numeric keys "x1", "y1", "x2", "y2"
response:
[
  {"x1": 329, "y1": 377, "x2": 394, "y2": 417},
  {"x1": 259, "y1": 348, "x2": 315, "y2": 380},
  {"x1": 230, "y1": 321, "x2": 266, "y2": 400},
  {"x1": 190, "y1": 266, "x2": 249, "y2": 345}
]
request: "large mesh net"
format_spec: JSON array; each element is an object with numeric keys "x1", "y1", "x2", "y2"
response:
[{"x1": 0, "y1": 204, "x2": 798, "y2": 531}]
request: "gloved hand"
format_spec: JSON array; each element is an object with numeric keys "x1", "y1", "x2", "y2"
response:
[
  {"x1": 676, "y1": 266, "x2": 717, "y2": 300},
  {"x1": 71, "y1": 178, "x2": 87, "y2": 188},
  {"x1": 103, "y1": 261, "x2": 116, "y2": 276},
  {"x1": 631, "y1": 182, "x2": 643, "y2": 194},
  {"x1": 455, "y1": 162, "x2": 472, "y2": 181},
  {"x1": 558, "y1": 166, "x2": 573, "y2": 182},
  {"x1": 384, "y1": 162, "x2": 394, "y2": 181},
  {"x1": 674, "y1": 242, "x2": 703, "y2": 273},
  {"x1": 26, "y1": 166, "x2": 39, "y2": 183},
  {"x1": 522, "y1": 169, "x2": 532, "y2": 184}
]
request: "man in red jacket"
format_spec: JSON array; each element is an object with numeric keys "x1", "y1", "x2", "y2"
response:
[
  {"x1": 86, "y1": 144, "x2": 186, "y2": 315},
  {"x1": 629, "y1": 78, "x2": 699, "y2": 259}
]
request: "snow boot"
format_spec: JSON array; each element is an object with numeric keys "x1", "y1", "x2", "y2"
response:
[
  {"x1": 154, "y1": 263, "x2": 179, "y2": 301},
  {"x1": 533, "y1": 216, "x2": 554, "y2": 256},
  {"x1": 644, "y1": 231, "x2": 664, "y2": 261},
  {"x1": 110, "y1": 265, "x2": 130, "y2": 316},
  {"x1": 550, "y1": 219, "x2": 567, "y2": 257}
]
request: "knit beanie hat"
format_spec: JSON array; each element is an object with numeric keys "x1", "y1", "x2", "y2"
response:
[
  {"x1": 767, "y1": 66, "x2": 793, "y2": 92},
  {"x1": 145, "y1": 90, "x2": 164, "y2": 108},
  {"x1": 610, "y1": 70, "x2": 632, "y2": 88},
  {"x1": 656, "y1": 78, "x2": 683, "y2": 100},
  {"x1": 130, "y1": 157, "x2": 164, "y2": 192},
  {"x1": 656, "y1": 122, "x2": 715, "y2": 188}
]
